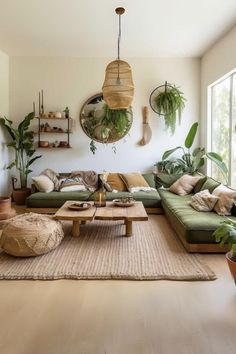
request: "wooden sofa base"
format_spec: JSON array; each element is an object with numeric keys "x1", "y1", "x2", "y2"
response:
[{"x1": 176, "y1": 230, "x2": 229, "y2": 253}]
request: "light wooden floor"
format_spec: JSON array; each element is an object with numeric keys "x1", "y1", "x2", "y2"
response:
[
  {"x1": 0, "y1": 207, "x2": 236, "y2": 354},
  {"x1": 0, "y1": 254, "x2": 235, "y2": 354}
]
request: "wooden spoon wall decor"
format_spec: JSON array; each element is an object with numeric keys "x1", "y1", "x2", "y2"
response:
[{"x1": 138, "y1": 106, "x2": 152, "y2": 145}]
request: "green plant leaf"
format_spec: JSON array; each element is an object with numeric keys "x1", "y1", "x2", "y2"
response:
[
  {"x1": 6, "y1": 162, "x2": 15, "y2": 169},
  {"x1": 184, "y1": 122, "x2": 198, "y2": 149},
  {"x1": 0, "y1": 117, "x2": 16, "y2": 140},
  {"x1": 206, "y1": 152, "x2": 228, "y2": 180},
  {"x1": 162, "y1": 146, "x2": 182, "y2": 160},
  {"x1": 26, "y1": 155, "x2": 42, "y2": 168}
]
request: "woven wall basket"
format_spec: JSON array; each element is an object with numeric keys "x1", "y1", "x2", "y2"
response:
[{"x1": 102, "y1": 59, "x2": 134, "y2": 110}]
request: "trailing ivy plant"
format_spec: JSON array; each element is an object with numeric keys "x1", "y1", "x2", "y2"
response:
[
  {"x1": 155, "y1": 122, "x2": 228, "y2": 181},
  {"x1": 154, "y1": 84, "x2": 186, "y2": 135}
]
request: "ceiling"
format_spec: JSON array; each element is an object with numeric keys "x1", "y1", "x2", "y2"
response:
[{"x1": 0, "y1": 0, "x2": 236, "y2": 57}]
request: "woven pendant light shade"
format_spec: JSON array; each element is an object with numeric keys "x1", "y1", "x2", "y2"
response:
[{"x1": 102, "y1": 59, "x2": 134, "y2": 110}]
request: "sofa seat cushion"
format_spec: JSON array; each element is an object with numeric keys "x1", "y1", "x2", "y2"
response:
[
  {"x1": 26, "y1": 191, "x2": 91, "y2": 208},
  {"x1": 159, "y1": 189, "x2": 236, "y2": 244},
  {"x1": 105, "y1": 191, "x2": 162, "y2": 208},
  {"x1": 27, "y1": 190, "x2": 162, "y2": 209}
]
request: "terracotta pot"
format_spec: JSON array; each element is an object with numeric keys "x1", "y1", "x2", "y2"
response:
[
  {"x1": 12, "y1": 188, "x2": 31, "y2": 205},
  {"x1": 226, "y1": 252, "x2": 236, "y2": 285},
  {"x1": 0, "y1": 197, "x2": 11, "y2": 213},
  {"x1": 0, "y1": 196, "x2": 16, "y2": 221}
]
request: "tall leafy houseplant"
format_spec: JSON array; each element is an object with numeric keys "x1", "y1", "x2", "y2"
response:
[
  {"x1": 156, "y1": 122, "x2": 228, "y2": 181},
  {"x1": 0, "y1": 112, "x2": 42, "y2": 189},
  {"x1": 214, "y1": 219, "x2": 236, "y2": 284},
  {"x1": 154, "y1": 84, "x2": 186, "y2": 134}
]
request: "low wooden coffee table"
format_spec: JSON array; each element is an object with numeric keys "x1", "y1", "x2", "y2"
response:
[
  {"x1": 54, "y1": 201, "x2": 148, "y2": 237},
  {"x1": 54, "y1": 201, "x2": 96, "y2": 237},
  {"x1": 95, "y1": 201, "x2": 148, "y2": 236}
]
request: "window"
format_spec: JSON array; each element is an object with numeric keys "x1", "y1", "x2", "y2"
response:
[{"x1": 209, "y1": 70, "x2": 236, "y2": 187}]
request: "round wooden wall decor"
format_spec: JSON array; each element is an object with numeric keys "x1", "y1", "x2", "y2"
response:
[{"x1": 80, "y1": 93, "x2": 133, "y2": 144}]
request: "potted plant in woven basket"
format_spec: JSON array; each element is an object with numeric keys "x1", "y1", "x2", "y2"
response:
[
  {"x1": 214, "y1": 219, "x2": 236, "y2": 285},
  {"x1": 0, "y1": 112, "x2": 42, "y2": 205},
  {"x1": 150, "y1": 82, "x2": 186, "y2": 134}
]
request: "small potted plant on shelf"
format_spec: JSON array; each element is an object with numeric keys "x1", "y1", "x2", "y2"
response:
[
  {"x1": 63, "y1": 107, "x2": 70, "y2": 119},
  {"x1": 214, "y1": 219, "x2": 236, "y2": 285},
  {"x1": 0, "y1": 112, "x2": 42, "y2": 205}
]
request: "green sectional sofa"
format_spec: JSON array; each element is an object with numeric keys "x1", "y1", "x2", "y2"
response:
[
  {"x1": 26, "y1": 173, "x2": 162, "y2": 212},
  {"x1": 26, "y1": 172, "x2": 231, "y2": 253}
]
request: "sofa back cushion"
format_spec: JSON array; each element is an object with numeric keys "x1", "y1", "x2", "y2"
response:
[
  {"x1": 155, "y1": 173, "x2": 184, "y2": 189},
  {"x1": 193, "y1": 176, "x2": 207, "y2": 194},
  {"x1": 200, "y1": 177, "x2": 220, "y2": 193},
  {"x1": 142, "y1": 173, "x2": 156, "y2": 189}
]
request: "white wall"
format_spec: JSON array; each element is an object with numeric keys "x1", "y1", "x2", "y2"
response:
[
  {"x1": 0, "y1": 49, "x2": 9, "y2": 195},
  {"x1": 201, "y1": 25, "x2": 236, "y2": 149},
  {"x1": 9, "y1": 57, "x2": 200, "y2": 179}
]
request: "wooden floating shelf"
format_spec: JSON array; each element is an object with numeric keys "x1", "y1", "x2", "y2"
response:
[
  {"x1": 37, "y1": 146, "x2": 72, "y2": 149},
  {"x1": 36, "y1": 117, "x2": 72, "y2": 120},
  {"x1": 34, "y1": 131, "x2": 72, "y2": 134}
]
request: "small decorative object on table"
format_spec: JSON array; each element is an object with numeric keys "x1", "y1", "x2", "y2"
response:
[
  {"x1": 93, "y1": 182, "x2": 106, "y2": 207},
  {"x1": 68, "y1": 202, "x2": 91, "y2": 211},
  {"x1": 113, "y1": 196, "x2": 135, "y2": 207}
]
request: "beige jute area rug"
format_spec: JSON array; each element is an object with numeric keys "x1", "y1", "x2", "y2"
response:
[{"x1": 0, "y1": 215, "x2": 216, "y2": 281}]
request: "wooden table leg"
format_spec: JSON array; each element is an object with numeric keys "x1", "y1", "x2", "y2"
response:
[
  {"x1": 72, "y1": 220, "x2": 80, "y2": 237},
  {"x1": 125, "y1": 220, "x2": 133, "y2": 237}
]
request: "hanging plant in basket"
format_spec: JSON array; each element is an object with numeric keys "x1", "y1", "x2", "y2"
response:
[{"x1": 149, "y1": 81, "x2": 186, "y2": 135}]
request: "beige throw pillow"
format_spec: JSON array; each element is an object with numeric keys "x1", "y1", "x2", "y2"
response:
[
  {"x1": 169, "y1": 175, "x2": 202, "y2": 196},
  {"x1": 213, "y1": 185, "x2": 236, "y2": 215},
  {"x1": 120, "y1": 172, "x2": 155, "y2": 193},
  {"x1": 32, "y1": 175, "x2": 54, "y2": 193},
  {"x1": 190, "y1": 189, "x2": 219, "y2": 212}
]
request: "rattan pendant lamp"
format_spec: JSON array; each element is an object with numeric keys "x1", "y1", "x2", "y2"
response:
[{"x1": 102, "y1": 7, "x2": 134, "y2": 110}]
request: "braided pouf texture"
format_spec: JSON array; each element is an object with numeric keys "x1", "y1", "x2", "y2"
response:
[{"x1": 0, "y1": 213, "x2": 64, "y2": 257}]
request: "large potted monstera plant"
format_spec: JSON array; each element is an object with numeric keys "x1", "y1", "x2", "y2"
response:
[
  {"x1": 214, "y1": 219, "x2": 236, "y2": 285},
  {"x1": 155, "y1": 122, "x2": 228, "y2": 181},
  {"x1": 0, "y1": 112, "x2": 42, "y2": 204}
]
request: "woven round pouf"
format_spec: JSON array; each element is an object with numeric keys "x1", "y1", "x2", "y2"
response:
[{"x1": 0, "y1": 213, "x2": 64, "y2": 257}]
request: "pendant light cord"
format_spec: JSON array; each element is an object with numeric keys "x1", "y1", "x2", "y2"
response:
[{"x1": 117, "y1": 14, "x2": 121, "y2": 60}]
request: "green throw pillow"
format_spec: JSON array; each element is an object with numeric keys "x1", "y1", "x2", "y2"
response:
[
  {"x1": 142, "y1": 173, "x2": 156, "y2": 189},
  {"x1": 155, "y1": 173, "x2": 184, "y2": 189},
  {"x1": 200, "y1": 177, "x2": 220, "y2": 193},
  {"x1": 194, "y1": 176, "x2": 207, "y2": 194}
]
